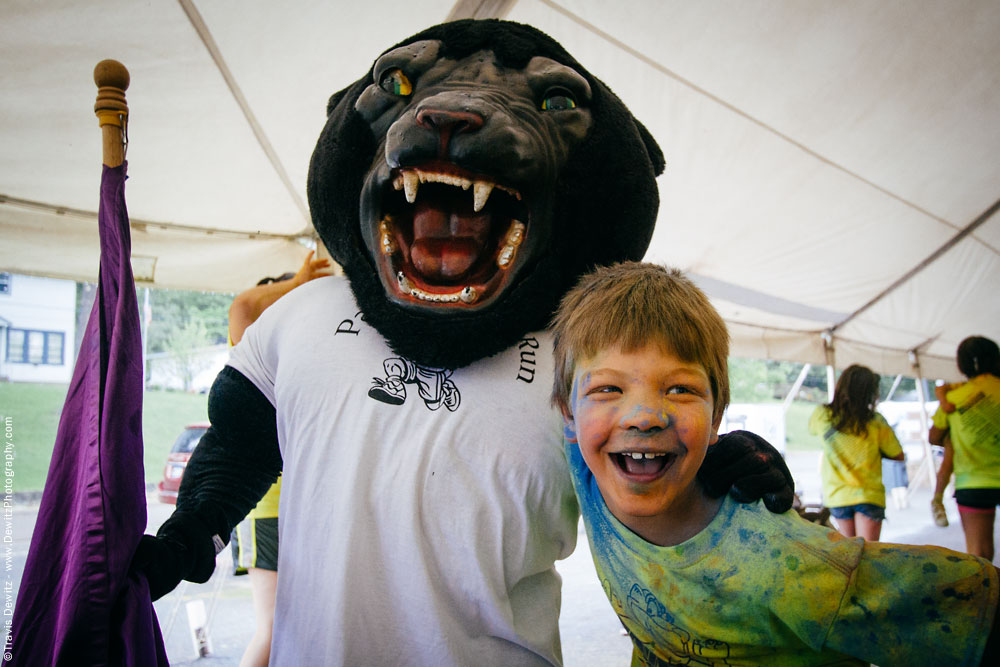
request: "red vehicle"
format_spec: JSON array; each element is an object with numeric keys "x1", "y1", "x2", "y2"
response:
[{"x1": 156, "y1": 422, "x2": 210, "y2": 504}]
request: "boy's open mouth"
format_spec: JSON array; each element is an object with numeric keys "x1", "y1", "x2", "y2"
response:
[{"x1": 611, "y1": 451, "x2": 675, "y2": 478}]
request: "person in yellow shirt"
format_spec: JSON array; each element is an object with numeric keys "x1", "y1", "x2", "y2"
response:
[
  {"x1": 808, "y1": 364, "x2": 904, "y2": 541},
  {"x1": 929, "y1": 335, "x2": 1000, "y2": 561},
  {"x1": 228, "y1": 250, "x2": 330, "y2": 667}
]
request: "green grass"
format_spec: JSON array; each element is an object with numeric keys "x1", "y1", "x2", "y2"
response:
[
  {"x1": 785, "y1": 400, "x2": 822, "y2": 451},
  {"x1": 0, "y1": 383, "x2": 69, "y2": 494},
  {"x1": 0, "y1": 382, "x2": 207, "y2": 493}
]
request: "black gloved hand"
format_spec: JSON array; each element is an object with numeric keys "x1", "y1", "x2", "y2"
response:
[
  {"x1": 698, "y1": 430, "x2": 795, "y2": 514},
  {"x1": 130, "y1": 510, "x2": 221, "y2": 601}
]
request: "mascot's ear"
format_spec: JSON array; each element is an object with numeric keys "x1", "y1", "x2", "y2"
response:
[
  {"x1": 634, "y1": 118, "x2": 665, "y2": 176},
  {"x1": 326, "y1": 87, "x2": 353, "y2": 116},
  {"x1": 309, "y1": 75, "x2": 377, "y2": 270}
]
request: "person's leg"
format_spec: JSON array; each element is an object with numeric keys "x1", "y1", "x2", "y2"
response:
[
  {"x1": 854, "y1": 514, "x2": 882, "y2": 541},
  {"x1": 834, "y1": 516, "x2": 856, "y2": 538},
  {"x1": 829, "y1": 506, "x2": 856, "y2": 537},
  {"x1": 239, "y1": 567, "x2": 278, "y2": 667},
  {"x1": 958, "y1": 507, "x2": 996, "y2": 561},
  {"x1": 931, "y1": 441, "x2": 954, "y2": 527}
]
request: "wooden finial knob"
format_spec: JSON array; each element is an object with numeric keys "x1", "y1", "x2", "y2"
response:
[
  {"x1": 95, "y1": 59, "x2": 130, "y2": 167},
  {"x1": 94, "y1": 59, "x2": 129, "y2": 91}
]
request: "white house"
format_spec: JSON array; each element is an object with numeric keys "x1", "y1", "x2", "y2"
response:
[{"x1": 0, "y1": 273, "x2": 77, "y2": 384}]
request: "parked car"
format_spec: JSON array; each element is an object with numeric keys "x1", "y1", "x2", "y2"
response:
[{"x1": 156, "y1": 422, "x2": 210, "y2": 504}]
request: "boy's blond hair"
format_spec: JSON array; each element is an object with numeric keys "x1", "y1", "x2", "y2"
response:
[{"x1": 551, "y1": 262, "x2": 730, "y2": 425}]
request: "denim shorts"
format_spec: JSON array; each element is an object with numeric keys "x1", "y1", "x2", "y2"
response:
[{"x1": 828, "y1": 503, "x2": 886, "y2": 521}]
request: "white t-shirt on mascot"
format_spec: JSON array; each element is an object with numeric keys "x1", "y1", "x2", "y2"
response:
[{"x1": 228, "y1": 276, "x2": 578, "y2": 666}]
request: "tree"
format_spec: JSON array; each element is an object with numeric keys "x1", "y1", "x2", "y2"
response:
[
  {"x1": 728, "y1": 358, "x2": 828, "y2": 403},
  {"x1": 145, "y1": 288, "x2": 233, "y2": 354},
  {"x1": 162, "y1": 319, "x2": 212, "y2": 392},
  {"x1": 729, "y1": 358, "x2": 774, "y2": 402}
]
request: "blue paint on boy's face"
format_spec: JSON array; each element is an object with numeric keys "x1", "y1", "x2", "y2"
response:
[
  {"x1": 564, "y1": 343, "x2": 721, "y2": 544},
  {"x1": 563, "y1": 422, "x2": 578, "y2": 442},
  {"x1": 618, "y1": 403, "x2": 673, "y2": 432},
  {"x1": 562, "y1": 375, "x2": 584, "y2": 442}
]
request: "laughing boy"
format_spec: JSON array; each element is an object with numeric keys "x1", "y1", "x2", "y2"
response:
[{"x1": 551, "y1": 261, "x2": 999, "y2": 666}]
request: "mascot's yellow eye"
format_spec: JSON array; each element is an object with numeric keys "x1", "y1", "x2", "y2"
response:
[
  {"x1": 540, "y1": 88, "x2": 577, "y2": 111},
  {"x1": 379, "y1": 68, "x2": 413, "y2": 97}
]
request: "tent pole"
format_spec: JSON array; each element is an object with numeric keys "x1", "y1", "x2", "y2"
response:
[
  {"x1": 782, "y1": 363, "x2": 811, "y2": 414},
  {"x1": 822, "y1": 332, "x2": 836, "y2": 402},
  {"x1": 885, "y1": 374, "x2": 903, "y2": 402},
  {"x1": 909, "y1": 351, "x2": 937, "y2": 491}
]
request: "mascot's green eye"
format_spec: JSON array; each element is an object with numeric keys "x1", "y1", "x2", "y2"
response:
[
  {"x1": 540, "y1": 88, "x2": 577, "y2": 111},
  {"x1": 379, "y1": 68, "x2": 413, "y2": 97}
]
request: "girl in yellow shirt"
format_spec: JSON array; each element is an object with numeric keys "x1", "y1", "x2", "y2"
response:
[{"x1": 809, "y1": 364, "x2": 904, "y2": 541}]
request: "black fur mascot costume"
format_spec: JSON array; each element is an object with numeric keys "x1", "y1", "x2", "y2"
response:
[{"x1": 135, "y1": 19, "x2": 793, "y2": 665}]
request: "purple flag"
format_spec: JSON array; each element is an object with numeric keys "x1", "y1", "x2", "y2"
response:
[{"x1": 4, "y1": 163, "x2": 167, "y2": 666}]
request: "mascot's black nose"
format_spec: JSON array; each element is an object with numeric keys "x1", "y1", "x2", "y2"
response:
[{"x1": 416, "y1": 108, "x2": 484, "y2": 141}]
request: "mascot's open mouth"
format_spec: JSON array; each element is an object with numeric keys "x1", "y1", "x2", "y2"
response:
[{"x1": 376, "y1": 164, "x2": 529, "y2": 307}]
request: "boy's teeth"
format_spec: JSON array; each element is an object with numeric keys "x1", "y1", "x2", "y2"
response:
[{"x1": 626, "y1": 452, "x2": 663, "y2": 459}]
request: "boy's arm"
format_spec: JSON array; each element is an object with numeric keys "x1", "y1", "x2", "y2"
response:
[
  {"x1": 824, "y1": 542, "x2": 999, "y2": 665},
  {"x1": 982, "y1": 572, "x2": 1000, "y2": 665},
  {"x1": 698, "y1": 430, "x2": 795, "y2": 513}
]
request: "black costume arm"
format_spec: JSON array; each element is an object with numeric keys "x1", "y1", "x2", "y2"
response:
[
  {"x1": 132, "y1": 366, "x2": 282, "y2": 599},
  {"x1": 697, "y1": 430, "x2": 795, "y2": 514}
]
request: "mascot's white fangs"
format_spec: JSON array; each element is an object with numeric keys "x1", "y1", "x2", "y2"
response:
[{"x1": 134, "y1": 19, "x2": 793, "y2": 666}]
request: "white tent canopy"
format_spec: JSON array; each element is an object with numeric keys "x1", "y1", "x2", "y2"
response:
[{"x1": 2, "y1": 0, "x2": 998, "y2": 381}]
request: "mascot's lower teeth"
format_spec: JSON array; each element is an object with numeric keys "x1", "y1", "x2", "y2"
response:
[
  {"x1": 396, "y1": 272, "x2": 479, "y2": 304},
  {"x1": 384, "y1": 218, "x2": 526, "y2": 299}
]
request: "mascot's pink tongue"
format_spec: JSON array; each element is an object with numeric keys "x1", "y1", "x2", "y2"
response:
[{"x1": 410, "y1": 201, "x2": 489, "y2": 282}]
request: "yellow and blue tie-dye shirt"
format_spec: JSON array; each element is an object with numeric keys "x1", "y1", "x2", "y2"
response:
[
  {"x1": 808, "y1": 406, "x2": 903, "y2": 509},
  {"x1": 567, "y1": 442, "x2": 997, "y2": 667},
  {"x1": 932, "y1": 374, "x2": 1000, "y2": 490}
]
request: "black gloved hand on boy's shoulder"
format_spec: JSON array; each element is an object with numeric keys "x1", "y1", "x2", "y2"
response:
[{"x1": 698, "y1": 430, "x2": 795, "y2": 514}]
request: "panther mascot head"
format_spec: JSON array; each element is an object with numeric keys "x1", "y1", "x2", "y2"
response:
[{"x1": 308, "y1": 19, "x2": 664, "y2": 369}]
